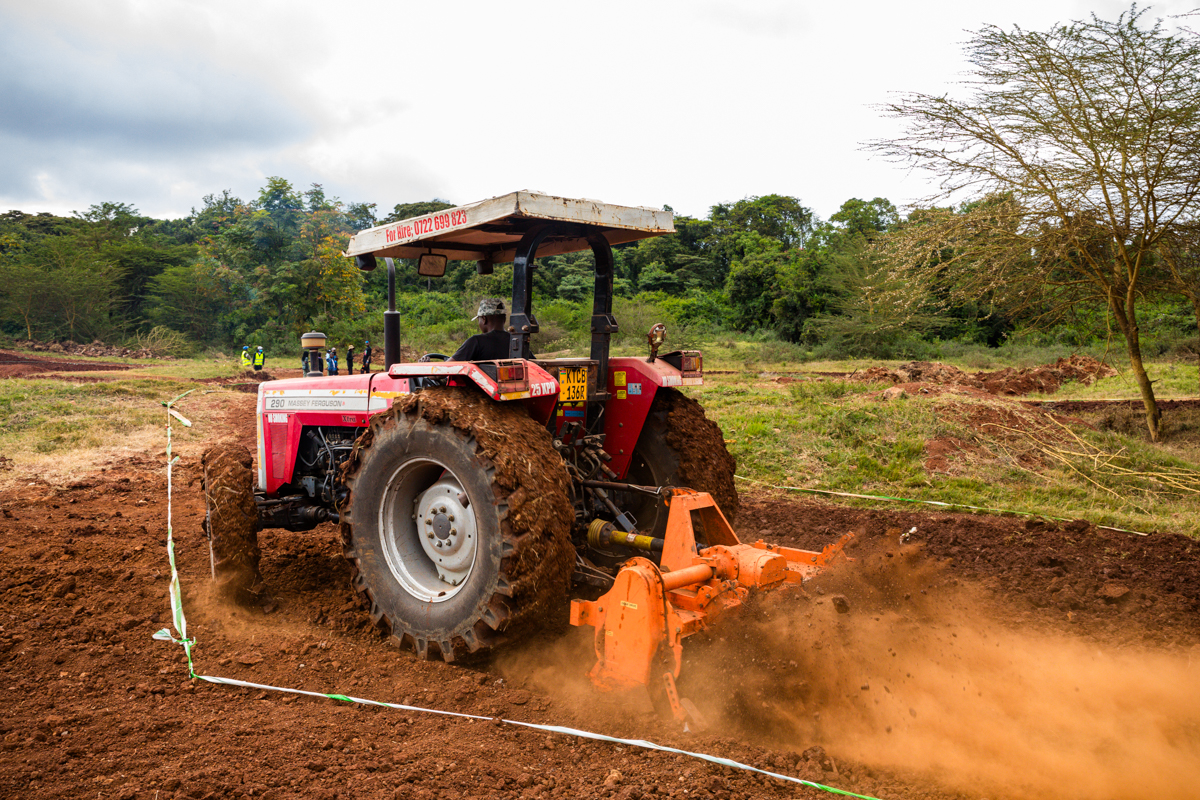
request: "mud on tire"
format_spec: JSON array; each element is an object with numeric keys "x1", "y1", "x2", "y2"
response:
[
  {"x1": 201, "y1": 443, "x2": 268, "y2": 604},
  {"x1": 625, "y1": 388, "x2": 739, "y2": 537},
  {"x1": 339, "y1": 388, "x2": 575, "y2": 661}
]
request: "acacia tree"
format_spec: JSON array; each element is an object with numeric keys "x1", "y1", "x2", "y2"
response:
[{"x1": 872, "y1": 6, "x2": 1200, "y2": 441}]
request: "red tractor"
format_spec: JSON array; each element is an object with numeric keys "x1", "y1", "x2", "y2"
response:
[{"x1": 203, "y1": 193, "x2": 846, "y2": 721}]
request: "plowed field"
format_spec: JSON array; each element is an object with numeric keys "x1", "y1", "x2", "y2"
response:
[{"x1": 2, "y1": 389, "x2": 1199, "y2": 800}]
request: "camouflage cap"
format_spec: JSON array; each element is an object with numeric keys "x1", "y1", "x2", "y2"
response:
[{"x1": 473, "y1": 298, "x2": 506, "y2": 320}]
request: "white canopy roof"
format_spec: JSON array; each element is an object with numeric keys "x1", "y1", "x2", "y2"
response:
[{"x1": 345, "y1": 191, "x2": 674, "y2": 263}]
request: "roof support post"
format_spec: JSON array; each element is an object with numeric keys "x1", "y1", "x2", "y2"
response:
[
  {"x1": 588, "y1": 233, "x2": 616, "y2": 395},
  {"x1": 508, "y1": 227, "x2": 552, "y2": 360}
]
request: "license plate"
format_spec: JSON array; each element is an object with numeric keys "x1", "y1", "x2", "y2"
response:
[{"x1": 559, "y1": 367, "x2": 588, "y2": 402}]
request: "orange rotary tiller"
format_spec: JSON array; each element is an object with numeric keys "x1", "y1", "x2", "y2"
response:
[{"x1": 570, "y1": 488, "x2": 853, "y2": 725}]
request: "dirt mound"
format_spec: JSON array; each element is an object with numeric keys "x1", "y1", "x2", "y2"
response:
[
  {"x1": 199, "y1": 370, "x2": 279, "y2": 392},
  {"x1": 856, "y1": 356, "x2": 1117, "y2": 396},
  {"x1": 931, "y1": 398, "x2": 1086, "y2": 472},
  {"x1": 0, "y1": 348, "x2": 133, "y2": 379},
  {"x1": 977, "y1": 355, "x2": 1118, "y2": 395},
  {"x1": 922, "y1": 435, "x2": 980, "y2": 474},
  {"x1": 13, "y1": 338, "x2": 166, "y2": 359},
  {"x1": 870, "y1": 385, "x2": 1089, "y2": 475}
]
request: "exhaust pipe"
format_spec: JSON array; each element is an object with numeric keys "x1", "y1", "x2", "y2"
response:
[{"x1": 383, "y1": 257, "x2": 401, "y2": 370}]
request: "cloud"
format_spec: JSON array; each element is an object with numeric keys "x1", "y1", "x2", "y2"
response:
[
  {"x1": 0, "y1": 6, "x2": 311, "y2": 213},
  {"x1": 695, "y1": 1, "x2": 811, "y2": 37}
]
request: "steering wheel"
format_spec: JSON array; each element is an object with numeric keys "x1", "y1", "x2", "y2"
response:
[{"x1": 413, "y1": 352, "x2": 451, "y2": 389}]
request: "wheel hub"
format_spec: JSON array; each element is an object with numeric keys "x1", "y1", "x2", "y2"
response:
[
  {"x1": 379, "y1": 459, "x2": 479, "y2": 603},
  {"x1": 415, "y1": 478, "x2": 476, "y2": 587}
]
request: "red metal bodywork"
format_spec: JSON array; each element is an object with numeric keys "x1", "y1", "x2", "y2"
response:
[
  {"x1": 255, "y1": 357, "x2": 700, "y2": 494},
  {"x1": 600, "y1": 357, "x2": 702, "y2": 478}
]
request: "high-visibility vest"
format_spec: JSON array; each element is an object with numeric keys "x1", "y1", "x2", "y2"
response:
[
  {"x1": 241, "y1": 351, "x2": 251, "y2": 367},
  {"x1": 254, "y1": 351, "x2": 265, "y2": 367}
]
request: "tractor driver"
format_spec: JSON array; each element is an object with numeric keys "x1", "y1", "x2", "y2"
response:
[{"x1": 449, "y1": 298, "x2": 534, "y2": 361}]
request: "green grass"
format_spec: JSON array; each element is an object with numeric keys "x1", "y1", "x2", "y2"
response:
[
  {"x1": 692, "y1": 371, "x2": 1200, "y2": 537},
  {"x1": 0, "y1": 377, "x2": 192, "y2": 457},
  {"x1": 4, "y1": 336, "x2": 1198, "y2": 537}
]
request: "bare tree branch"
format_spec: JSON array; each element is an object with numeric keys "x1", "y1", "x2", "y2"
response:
[{"x1": 870, "y1": 5, "x2": 1200, "y2": 441}]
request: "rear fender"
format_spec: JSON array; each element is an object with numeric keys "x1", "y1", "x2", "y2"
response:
[
  {"x1": 383, "y1": 360, "x2": 559, "y2": 425},
  {"x1": 602, "y1": 358, "x2": 704, "y2": 479}
]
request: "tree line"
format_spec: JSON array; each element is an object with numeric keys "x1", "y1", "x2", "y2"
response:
[
  {"x1": 1, "y1": 179, "x2": 1189, "y2": 358},
  {"x1": 0, "y1": 185, "x2": 1035, "y2": 355}
]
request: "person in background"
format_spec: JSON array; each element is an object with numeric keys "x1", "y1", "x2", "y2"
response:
[
  {"x1": 241, "y1": 346, "x2": 252, "y2": 369},
  {"x1": 362, "y1": 340, "x2": 373, "y2": 374},
  {"x1": 346, "y1": 344, "x2": 355, "y2": 375},
  {"x1": 253, "y1": 346, "x2": 266, "y2": 371},
  {"x1": 326, "y1": 346, "x2": 339, "y2": 376}
]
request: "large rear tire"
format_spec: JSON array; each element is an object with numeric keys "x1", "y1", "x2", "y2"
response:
[
  {"x1": 624, "y1": 388, "x2": 739, "y2": 537},
  {"x1": 201, "y1": 443, "x2": 269, "y2": 605},
  {"x1": 339, "y1": 388, "x2": 575, "y2": 661}
]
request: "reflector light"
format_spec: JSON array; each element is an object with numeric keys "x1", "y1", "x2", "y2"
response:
[{"x1": 497, "y1": 364, "x2": 525, "y2": 383}]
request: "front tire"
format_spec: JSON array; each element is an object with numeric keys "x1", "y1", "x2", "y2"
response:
[
  {"x1": 340, "y1": 388, "x2": 575, "y2": 661},
  {"x1": 201, "y1": 443, "x2": 269, "y2": 604}
]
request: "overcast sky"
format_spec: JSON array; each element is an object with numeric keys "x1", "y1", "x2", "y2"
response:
[{"x1": 0, "y1": 0, "x2": 1191, "y2": 223}]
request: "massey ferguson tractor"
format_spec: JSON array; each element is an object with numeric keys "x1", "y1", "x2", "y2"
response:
[{"x1": 202, "y1": 192, "x2": 849, "y2": 723}]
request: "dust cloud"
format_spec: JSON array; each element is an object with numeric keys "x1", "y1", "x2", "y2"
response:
[
  {"x1": 491, "y1": 537, "x2": 1200, "y2": 799},
  {"x1": 491, "y1": 617, "x2": 665, "y2": 731},
  {"x1": 679, "y1": 537, "x2": 1200, "y2": 800}
]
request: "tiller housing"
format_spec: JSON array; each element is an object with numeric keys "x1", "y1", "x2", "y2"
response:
[{"x1": 571, "y1": 488, "x2": 853, "y2": 725}]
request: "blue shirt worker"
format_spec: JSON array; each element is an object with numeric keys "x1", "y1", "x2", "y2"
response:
[
  {"x1": 326, "y1": 346, "x2": 339, "y2": 376},
  {"x1": 361, "y1": 341, "x2": 372, "y2": 373}
]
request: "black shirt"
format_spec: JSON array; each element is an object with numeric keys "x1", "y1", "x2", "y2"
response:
[{"x1": 451, "y1": 330, "x2": 534, "y2": 362}]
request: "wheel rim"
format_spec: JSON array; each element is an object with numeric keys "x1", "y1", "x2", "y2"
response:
[
  {"x1": 378, "y1": 458, "x2": 478, "y2": 602},
  {"x1": 623, "y1": 449, "x2": 668, "y2": 535}
]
